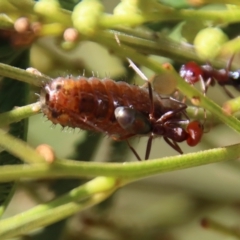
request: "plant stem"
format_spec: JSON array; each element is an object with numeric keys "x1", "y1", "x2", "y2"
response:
[
  {"x1": 0, "y1": 63, "x2": 51, "y2": 87},
  {"x1": 178, "y1": 9, "x2": 240, "y2": 24},
  {"x1": 103, "y1": 29, "x2": 198, "y2": 64},
  {"x1": 0, "y1": 128, "x2": 46, "y2": 164},
  {"x1": 0, "y1": 143, "x2": 239, "y2": 182},
  {"x1": 0, "y1": 176, "x2": 117, "y2": 239},
  {"x1": 0, "y1": 102, "x2": 40, "y2": 127},
  {"x1": 100, "y1": 9, "x2": 240, "y2": 27}
]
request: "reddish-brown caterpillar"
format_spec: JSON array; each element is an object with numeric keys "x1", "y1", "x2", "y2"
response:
[{"x1": 40, "y1": 76, "x2": 203, "y2": 160}]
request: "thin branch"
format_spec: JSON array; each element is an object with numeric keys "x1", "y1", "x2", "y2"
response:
[
  {"x1": 0, "y1": 63, "x2": 51, "y2": 87},
  {"x1": 0, "y1": 128, "x2": 46, "y2": 164},
  {"x1": 0, "y1": 102, "x2": 41, "y2": 127},
  {"x1": 0, "y1": 143, "x2": 239, "y2": 182},
  {"x1": 0, "y1": 176, "x2": 117, "y2": 239}
]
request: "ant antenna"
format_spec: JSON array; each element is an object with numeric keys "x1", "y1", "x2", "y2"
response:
[
  {"x1": 126, "y1": 58, "x2": 154, "y2": 117},
  {"x1": 226, "y1": 53, "x2": 235, "y2": 72},
  {"x1": 127, "y1": 58, "x2": 148, "y2": 82}
]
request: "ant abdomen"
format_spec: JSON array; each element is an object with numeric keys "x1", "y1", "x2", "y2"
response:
[
  {"x1": 186, "y1": 121, "x2": 203, "y2": 147},
  {"x1": 114, "y1": 107, "x2": 151, "y2": 135}
]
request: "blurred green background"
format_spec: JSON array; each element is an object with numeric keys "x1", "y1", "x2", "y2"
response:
[{"x1": 2, "y1": 1, "x2": 240, "y2": 240}]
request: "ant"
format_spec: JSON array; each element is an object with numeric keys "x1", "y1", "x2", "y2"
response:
[
  {"x1": 114, "y1": 59, "x2": 204, "y2": 160},
  {"x1": 179, "y1": 56, "x2": 240, "y2": 98},
  {"x1": 40, "y1": 61, "x2": 204, "y2": 160}
]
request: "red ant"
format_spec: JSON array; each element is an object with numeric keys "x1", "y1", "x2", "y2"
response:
[
  {"x1": 179, "y1": 56, "x2": 240, "y2": 97},
  {"x1": 40, "y1": 62, "x2": 203, "y2": 160}
]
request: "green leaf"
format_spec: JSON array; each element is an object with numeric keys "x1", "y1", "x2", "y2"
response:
[{"x1": 0, "y1": 43, "x2": 30, "y2": 215}]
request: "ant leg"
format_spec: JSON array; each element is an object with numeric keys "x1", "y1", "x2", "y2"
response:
[
  {"x1": 147, "y1": 80, "x2": 154, "y2": 117},
  {"x1": 204, "y1": 77, "x2": 213, "y2": 94},
  {"x1": 164, "y1": 119, "x2": 189, "y2": 127},
  {"x1": 222, "y1": 85, "x2": 234, "y2": 98},
  {"x1": 222, "y1": 54, "x2": 236, "y2": 98},
  {"x1": 167, "y1": 97, "x2": 189, "y2": 119},
  {"x1": 116, "y1": 106, "x2": 153, "y2": 160},
  {"x1": 199, "y1": 76, "x2": 212, "y2": 119},
  {"x1": 76, "y1": 115, "x2": 109, "y2": 134},
  {"x1": 226, "y1": 54, "x2": 235, "y2": 73},
  {"x1": 145, "y1": 133, "x2": 154, "y2": 160},
  {"x1": 181, "y1": 94, "x2": 187, "y2": 104},
  {"x1": 157, "y1": 104, "x2": 188, "y2": 124},
  {"x1": 113, "y1": 134, "x2": 142, "y2": 160},
  {"x1": 126, "y1": 140, "x2": 141, "y2": 161},
  {"x1": 163, "y1": 137, "x2": 183, "y2": 154},
  {"x1": 200, "y1": 75, "x2": 208, "y2": 96}
]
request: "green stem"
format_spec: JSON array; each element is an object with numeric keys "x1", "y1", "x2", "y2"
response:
[
  {"x1": 103, "y1": 29, "x2": 198, "y2": 64},
  {"x1": 8, "y1": 0, "x2": 35, "y2": 14},
  {"x1": 0, "y1": 176, "x2": 117, "y2": 239},
  {"x1": 0, "y1": 14, "x2": 13, "y2": 29},
  {"x1": 0, "y1": 128, "x2": 46, "y2": 164},
  {"x1": 96, "y1": 29, "x2": 236, "y2": 68},
  {"x1": 0, "y1": 63, "x2": 51, "y2": 87},
  {"x1": 100, "y1": 9, "x2": 240, "y2": 28},
  {"x1": 38, "y1": 23, "x2": 66, "y2": 37},
  {"x1": 178, "y1": 9, "x2": 240, "y2": 24},
  {"x1": 0, "y1": 143, "x2": 239, "y2": 182},
  {"x1": 0, "y1": 102, "x2": 40, "y2": 127},
  {"x1": 34, "y1": 1, "x2": 72, "y2": 26}
]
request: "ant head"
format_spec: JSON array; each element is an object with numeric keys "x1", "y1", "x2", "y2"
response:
[
  {"x1": 180, "y1": 62, "x2": 203, "y2": 84},
  {"x1": 186, "y1": 121, "x2": 203, "y2": 146}
]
